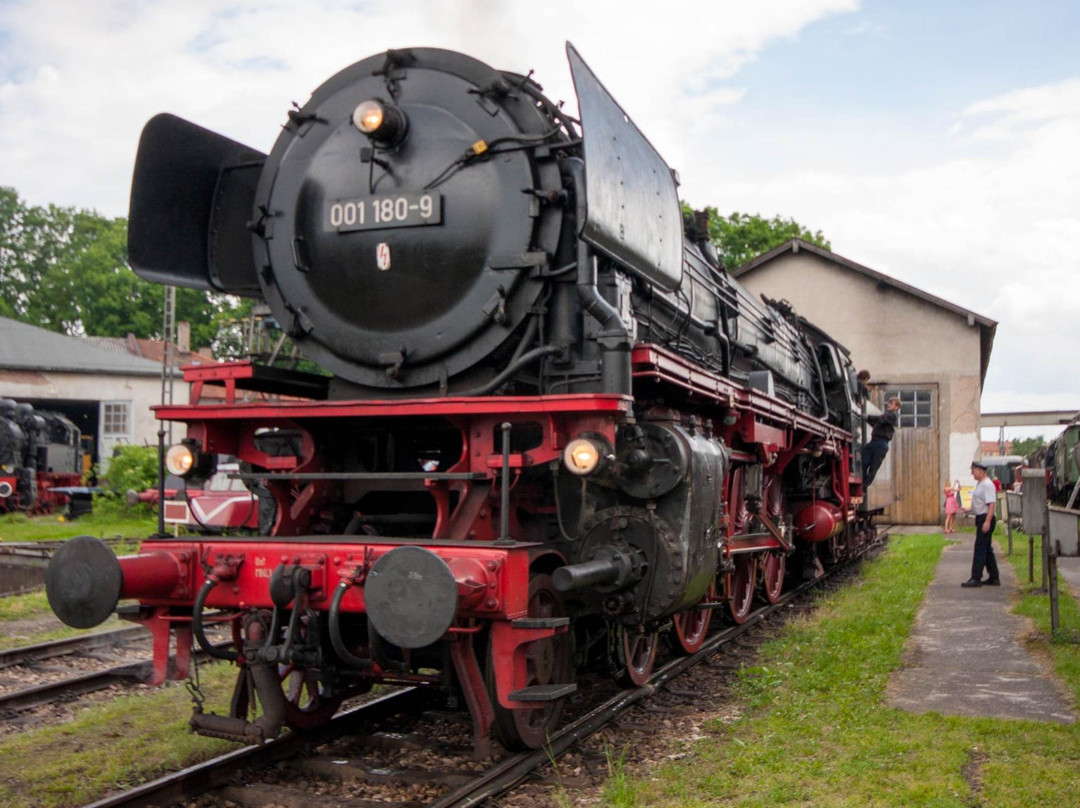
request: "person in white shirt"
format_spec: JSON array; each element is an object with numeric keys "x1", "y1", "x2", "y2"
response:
[{"x1": 961, "y1": 460, "x2": 1000, "y2": 588}]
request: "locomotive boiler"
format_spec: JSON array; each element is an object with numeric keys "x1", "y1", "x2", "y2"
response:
[{"x1": 46, "y1": 44, "x2": 874, "y2": 753}]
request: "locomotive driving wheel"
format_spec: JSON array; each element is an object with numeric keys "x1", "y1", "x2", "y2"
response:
[
  {"x1": 760, "y1": 553, "x2": 786, "y2": 604},
  {"x1": 487, "y1": 573, "x2": 572, "y2": 751},
  {"x1": 759, "y1": 473, "x2": 786, "y2": 605},
  {"x1": 618, "y1": 626, "x2": 659, "y2": 686},
  {"x1": 727, "y1": 554, "x2": 757, "y2": 624},
  {"x1": 670, "y1": 582, "x2": 716, "y2": 655}
]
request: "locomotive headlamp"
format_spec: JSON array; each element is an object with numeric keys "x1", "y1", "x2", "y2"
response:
[
  {"x1": 164, "y1": 443, "x2": 196, "y2": 477},
  {"x1": 353, "y1": 100, "x2": 384, "y2": 133},
  {"x1": 564, "y1": 438, "x2": 602, "y2": 476},
  {"x1": 352, "y1": 99, "x2": 408, "y2": 145},
  {"x1": 164, "y1": 440, "x2": 214, "y2": 480}
]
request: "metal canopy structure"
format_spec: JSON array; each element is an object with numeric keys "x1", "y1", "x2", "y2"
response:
[{"x1": 981, "y1": 411, "x2": 1079, "y2": 428}]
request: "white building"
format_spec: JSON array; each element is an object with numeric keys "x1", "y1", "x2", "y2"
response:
[
  {"x1": 0, "y1": 316, "x2": 188, "y2": 474},
  {"x1": 733, "y1": 239, "x2": 997, "y2": 525}
]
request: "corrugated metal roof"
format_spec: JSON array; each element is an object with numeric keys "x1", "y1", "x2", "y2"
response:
[
  {"x1": 0, "y1": 317, "x2": 164, "y2": 376},
  {"x1": 83, "y1": 334, "x2": 216, "y2": 366}
]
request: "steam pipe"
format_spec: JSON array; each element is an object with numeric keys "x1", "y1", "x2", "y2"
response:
[
  {"x1": 563, "y1": 157, "x2": 631, "y2": 395},
  {"x1": 498, "y1": 422, "x2": 512, "y2": 543},
  {"x1": 329, "y1": 581, "x2": 373, "y2": 669},
  {"x1": 458, "y1": 345, "x2": 561, "y2": 397},
  {"x1": 193, "y1": 577, "x2": 239, "y2": 661},
  {"x1": 155, "y1": 426, "x2": 166, "y2": 537}
]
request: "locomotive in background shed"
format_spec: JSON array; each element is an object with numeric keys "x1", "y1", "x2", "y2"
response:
[
  {"x1": 46, "y1": 44, "x2": 875, "y2": 752},
  {"x1": 0, "y1": 398, "x2": 88, "y2": 517}
]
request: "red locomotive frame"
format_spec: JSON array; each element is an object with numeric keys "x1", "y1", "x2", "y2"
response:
[{"x1": 96, "y1": 345, "x2": 865, "y2": 752}]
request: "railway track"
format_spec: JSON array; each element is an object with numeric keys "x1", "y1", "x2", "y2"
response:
[
  {"x1": 0, "y1": 626, "x2": 147, "y2": 670},
  {"x1": 0, "y1": 626, "x2": 229, "y2": 721},
  {"x1": 0, "y1": 537, "x2": 133, "y2": 556},
  {"x1": 0, "y1": 537, "x2": 135, "y2": 598},
  {"x1": 74, "y1": 529, "x2": 892, "y2": 808}
]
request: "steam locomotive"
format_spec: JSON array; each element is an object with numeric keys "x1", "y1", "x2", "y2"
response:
[
  {"x1": 46, "y1": 45, "x2": 874, "y2": 753},
  {"x1": 0, "y1": 399, "x2": 87, "y2": 516}
]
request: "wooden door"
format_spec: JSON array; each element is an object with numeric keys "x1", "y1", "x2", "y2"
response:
[{"x1": 867, "y1": 385, "x2": 940, "y2": 524}]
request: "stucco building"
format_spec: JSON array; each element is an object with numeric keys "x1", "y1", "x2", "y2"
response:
[
  {"x1": 0, "y1": 316, "x2": 190, "y2": 474},
  {"x1": 733, "y1": 239, "x2": 997, "y2": 525}
]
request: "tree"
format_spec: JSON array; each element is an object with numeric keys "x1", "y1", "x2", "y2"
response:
[
  {"x1": 0, "y1": 186, "x2": 233, "y2": 348},
  {"x1": 1009, "y1": 436, "x2": 1045, "y2": 459},
  {"x1": 686, "y1": 206, "x2": 831, "y2": 270}
]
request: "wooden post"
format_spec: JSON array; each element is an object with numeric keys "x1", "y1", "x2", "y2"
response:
[{"x1": 1001, "y1": 493, "x2": 1013, "y2": 556}]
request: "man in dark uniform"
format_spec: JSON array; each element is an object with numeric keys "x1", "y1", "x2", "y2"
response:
[
  {"x1": 962, "y1": 460, "x2": 1000, "y2": 587},
  {"x1": 861, "y1": 396, "x2": 900, "y2": 487}
]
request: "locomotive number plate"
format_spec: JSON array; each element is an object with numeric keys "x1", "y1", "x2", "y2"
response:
[{"x1": 325, "y1": 192, "x2": 442, "y2": 232}]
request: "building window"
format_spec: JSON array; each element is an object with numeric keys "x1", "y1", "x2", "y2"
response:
[
  {"x1": 884, "y1": 388, "x2": 933, "y2": 429},
  {"x1": 102, "y1": 402, "x2": 130, "y2": 437}
]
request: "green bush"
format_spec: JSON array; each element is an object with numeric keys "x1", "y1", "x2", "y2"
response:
[{"x1": 104, "y1": 445, "x2": 159, "y2": 495}]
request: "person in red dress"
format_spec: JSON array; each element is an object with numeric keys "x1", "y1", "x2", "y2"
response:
[{"x1": 943, "y1": 479, "x2": 960, "y2": 534}]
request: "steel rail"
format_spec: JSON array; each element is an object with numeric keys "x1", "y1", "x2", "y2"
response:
[
  {"x1": 0, "y1": 626, "x2": 148, "y2": 670},
  {"x1": 0, "y1": 642, "x2": 235, "y2": 715},
  {"x1": 0, "y1": 663, "x2": 149, "y2": 714},
  {"x1": 0, "y1": 537, "x2": 131, "y2": 554}
]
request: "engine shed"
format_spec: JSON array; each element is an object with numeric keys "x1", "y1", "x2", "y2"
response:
[
  {"x1": 0, "y1": 316, "x2": 185, "y2": 475},
  {"x1": 733, "y1": 239, "x2": 997, "y2": 525}
]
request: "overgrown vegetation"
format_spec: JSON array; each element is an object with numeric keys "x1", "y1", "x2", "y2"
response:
[
  {"x1": 1009, "y1": 435, "x2": 1046, "y2": 459},
  {"x1": 102, "y1": 445, "x2": 159, "y2": 495},
  {"x1": 616, "y1": 533, "x2": 1080, "y2": 806}
]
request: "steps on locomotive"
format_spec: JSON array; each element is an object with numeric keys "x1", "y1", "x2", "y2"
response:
[
  {"x1": 508, "y1": 616, "x2": 577, "y2": 701},
  {"x1": 512, "y1": 617, "x2": 570, "y2": 629},
  {"x1": 509, "y1": 683, "x2": 578, "y2": 702}
]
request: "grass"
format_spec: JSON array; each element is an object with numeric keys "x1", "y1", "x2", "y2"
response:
[
  {"x1": 1002, "y1": 530, "x2": 1080, "y2": 702},
  {"x1": 0, "y1": 508, "x2": 156, "y2": 544},
  {"x1": 615, "y1": 531, "x2": 1080, "y2": 807},
  {"x1": 602, "y1": 744, "x2": 637, "y2": 807},
  {"x1": 0, "y1": 662, "x2": 236, "y2": 808}
]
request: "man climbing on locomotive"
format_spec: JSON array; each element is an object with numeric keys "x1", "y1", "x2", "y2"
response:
[{"x1": 862, "y1": 396, "x2": 901, "y2": 487}]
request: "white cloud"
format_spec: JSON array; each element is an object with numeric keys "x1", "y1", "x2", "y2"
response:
[
  {"x1": 0, "y1": 0, "x2": 858, "y2": 214},
  {"x1": 699, "y1": 75, "x2": 1080, "y2": 407}
]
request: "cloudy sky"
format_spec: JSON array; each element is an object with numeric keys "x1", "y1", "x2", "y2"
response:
[{"x1": 2, "y1": 0, "x2": 1078, "y2": 440}]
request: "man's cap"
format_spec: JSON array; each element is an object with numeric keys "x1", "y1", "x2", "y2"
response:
[{"x1": 971, "y1": 460, "x2": 988, "y2": 471}]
